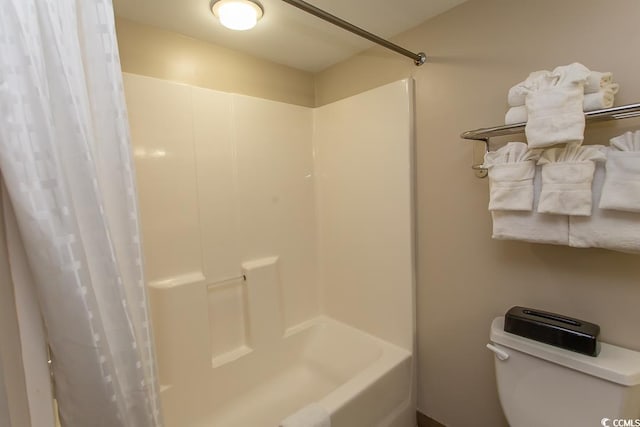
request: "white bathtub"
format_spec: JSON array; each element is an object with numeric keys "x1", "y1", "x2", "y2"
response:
[{"x1": 158, "y1": 315, "x2": 413, "y2": 427}]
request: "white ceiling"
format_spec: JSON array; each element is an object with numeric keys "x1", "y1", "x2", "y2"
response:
[{"x1": 112, "y1": 0, "x2": 467, "y2": 72}]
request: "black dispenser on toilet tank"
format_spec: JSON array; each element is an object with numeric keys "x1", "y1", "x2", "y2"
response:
[{"x1": 504, "y1": 306, "x2": 601, "y2": 357}]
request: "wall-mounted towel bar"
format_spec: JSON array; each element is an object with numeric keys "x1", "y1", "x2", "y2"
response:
[{"x1": 461, "y1": 102, "x2": 640, "y2": 178}]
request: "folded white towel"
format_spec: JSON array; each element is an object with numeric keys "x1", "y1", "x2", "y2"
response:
[
  {"x1": 508, "y1": 69, "x2": 614, "y2": 107},
  {"x1": 537, "y1": 145, "x2": 606, "y2": 216},
  {"x1": 507, "y1": 70, "x2": 551, "y2": 107},
  {"x1": 483, "y1": 142, "x2": 541, "y2": 211},
  {"x1": 491, "y1": 165, "x2": 569, "y2": 245},
  {"x1": 505, "y1": 85, "x2": 620, "y2": 125},
  {"x1": 280, "y1": 404, "x2": 330, "y2": 427},
  {"x1": 552, "y1": 63, "x2": 592, "y2": 87},
  {"x1": 570, "y1": 156, "x2": 640, "y2": 253},
  {"x1": 525, "y1": 86, "x2": 586, "y2": 147},
  {"x1": 599, "y1": 131, "x2": 640, "y2": 212},
  {"x1": 584, "y1": 71, "x2": 614, "y2": 94},
  {"x1": 524, "y1": 63, "x2": 591, "y2": 148}
]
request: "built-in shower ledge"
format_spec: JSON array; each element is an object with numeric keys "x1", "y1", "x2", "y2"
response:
[{"x1": 211, "y1": 345, "x2": 252, "y2": 368}]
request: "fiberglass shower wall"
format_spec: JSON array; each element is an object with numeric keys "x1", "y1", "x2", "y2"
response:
[
  {"x1": 313, "y1": 79, "x2": 415, "y2": 350},
  {"x1": 124, "y1": 73, "x2": 318, "y2": 376},
  {"x1": 123, "y1": 72, "x2": 414, "y2": 381}
]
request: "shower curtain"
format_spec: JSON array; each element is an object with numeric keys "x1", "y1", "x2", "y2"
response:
[{"x1": 0, "y1": 0, "x2": 162, "y2": 426}]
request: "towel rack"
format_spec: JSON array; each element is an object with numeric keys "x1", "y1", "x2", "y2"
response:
[{"x1": 461, "y1": 102, "x2": 640, "y2": 178}]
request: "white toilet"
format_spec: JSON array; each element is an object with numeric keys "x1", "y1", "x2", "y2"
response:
[{"x1": 488, "y1": 316, "x2": 640, "y2": 427}]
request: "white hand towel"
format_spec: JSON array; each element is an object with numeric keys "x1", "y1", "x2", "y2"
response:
[
  {"x1": 537, "y1": 145, "x2": 606, "y2": 216},
  {"x1": 584, "y1": 71, "x2": 614, "y2": 94},
  {"x1": 483, "y1": 142, "x2": 541, "y2": 211},
  {"x1": 599, "y1": 131, "x2": 640, "y2": 212},
  {"x1": 524, "y1": 63, "x2": 591, "y2": 148},
  {"x1": 570, "y1": 156, "x2": 640, "y2": 253},
  {"x1": 491, "y1": 165, "x2": 569, "y2": 245},
  {"x1": 505, "y1": 85, "x2": 620, "y2": 125},
  {"x1": 507, "y1": 70, "x2": 551, "y2": 107},
  {"x1": 280, "y1": 404, "x2": 330, "y2": 427}
]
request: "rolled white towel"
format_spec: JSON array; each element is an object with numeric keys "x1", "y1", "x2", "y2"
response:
[
  {"x1": 537, "y1": 145, "x2": 606, "y2": 216},
  {"x1": 584, "y1": 71, "x2": 613, "y2": 94},
  {"x1": 504, "y1": 106, "x2": 528, "y2": 125},
  {"x1": 583, "y1": 83, "x2": 619, "y2": 111},
  {"x1": 570, "y1": 156, "x2": 640, "y2": 253},
  {"x1": 491, "y1": 164, "x2": 569, "y2": 245},
  {"x1": 483, "y1": 142, "x2": 541, "y2": 211},
  {"x1": 280, "y1": 404, "x2": 330, "y2": 427},
  {"x1": 599, "y1": 131, "x2": 640, "y2": 212},
  {"x1": 504, "y1": 84, "x2": 620, "y2": 125}
]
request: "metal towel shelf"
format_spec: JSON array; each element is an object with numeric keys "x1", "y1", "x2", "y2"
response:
[{"x1": 461, "y1": 103, "x2": 640, "y2": 178}]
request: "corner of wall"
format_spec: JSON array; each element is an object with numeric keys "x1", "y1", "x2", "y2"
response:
[{"x1": 115, "y1": 17, "x2": 315, "y2": 107}]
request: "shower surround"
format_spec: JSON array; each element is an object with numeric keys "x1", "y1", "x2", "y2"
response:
[{"x1": 124, "y1": 74, "x2": 416, "y2": 427}]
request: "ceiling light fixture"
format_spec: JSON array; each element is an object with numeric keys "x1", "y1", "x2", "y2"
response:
[{"x1": 211, "y1": 0, "x2": 264, "y2": 31}]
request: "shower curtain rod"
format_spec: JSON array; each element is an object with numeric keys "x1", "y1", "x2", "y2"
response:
[{"x1": 280, "y1": 0, "x2": 427, "y2": 66}]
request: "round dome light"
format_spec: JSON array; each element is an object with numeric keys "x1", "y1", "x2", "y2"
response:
[{"x1": 211, "y1": 0, "x2": 264, "y2": 31}]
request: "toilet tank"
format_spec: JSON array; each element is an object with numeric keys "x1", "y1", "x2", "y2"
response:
[{"x1": 489, "y1": 317, "x2": 640, "y2": 427}]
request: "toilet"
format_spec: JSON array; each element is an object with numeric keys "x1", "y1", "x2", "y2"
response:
[{"x1": 488, "y1": 317, "x2": 640, "y2": 427}]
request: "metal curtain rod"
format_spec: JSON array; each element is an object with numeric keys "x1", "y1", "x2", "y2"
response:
[{"x1": 280, "y1": 0, "x2": 426, "y2": 66}]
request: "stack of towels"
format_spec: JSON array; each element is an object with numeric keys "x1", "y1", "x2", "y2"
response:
[
  {"x1": 482, "y1": 63, "x2": 640, "y2": 253},
  {"x1": 504, "y1": 63, "x2": 620, "y2": 136},
  {"x1": 484, "y1": 136, "x2": 640, "y2": 253}
]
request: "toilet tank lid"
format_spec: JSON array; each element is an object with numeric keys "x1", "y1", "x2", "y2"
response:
[{"x1": 491, "y1": 317, "x2": 640, "y2": 386}]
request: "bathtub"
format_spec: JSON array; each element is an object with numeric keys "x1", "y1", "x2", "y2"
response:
[{"x1": 158, "y1": 315, "x2": 413, "y2": 427}]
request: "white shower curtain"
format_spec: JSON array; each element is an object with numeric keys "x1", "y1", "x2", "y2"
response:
[{"x1": 0, "y1": 1, "x2": 162, "y2": 426}]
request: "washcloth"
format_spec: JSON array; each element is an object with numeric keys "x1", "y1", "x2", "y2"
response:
[
  {"x1": 505, "y1": 85, "x2": 620, "y2": 125},
  {"x1": 599, "y1": 131, "x2": 640, "y2": 212},
  {"x1": 584, "y1": 71, "x2": 614, "y2": 94},
  {"x1": 570, "y1": 155, "x2": 640, "y2": 253},
  {"x1": 280, "y1": 403, "x2": 330, "y2": 427},
  {"x1": 491, "y1": 164, "x2": 569, "y2": 245},
  {"x1": 483, "y1": 142, "x2": 541, "y2": 211},
  {"x1": 537, "y1": 144, "x2": 606, "y2": 216},
  {"x1": 524, "y1": 63, "x2": 591, "y2": 148}
]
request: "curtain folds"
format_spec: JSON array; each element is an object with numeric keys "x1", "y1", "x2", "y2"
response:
[{"x1": 0, "y1": 0, "x2": 162, "y2": 426}]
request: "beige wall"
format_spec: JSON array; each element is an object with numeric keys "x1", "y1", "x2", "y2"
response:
[
  {"x1": 315, "y1": 0, "x2": 640, "y2": 426},
  {"x1": 115, "y1": 18, "x2": 315, "y2": 107}
]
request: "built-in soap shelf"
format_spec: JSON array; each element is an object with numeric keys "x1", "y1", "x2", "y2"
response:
[
  {"x1": 208, "y1": 257, "x2": 284, "y2": 368},
  {"x1": 461, "y1": 102, "x2": 640, "y2": 178},
  {"x1": 207, "y1": 275, "x2": 250, "y2": 366},
  {"x1": 211, "y1": 345, "x2": 253, "y2": 368}
]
